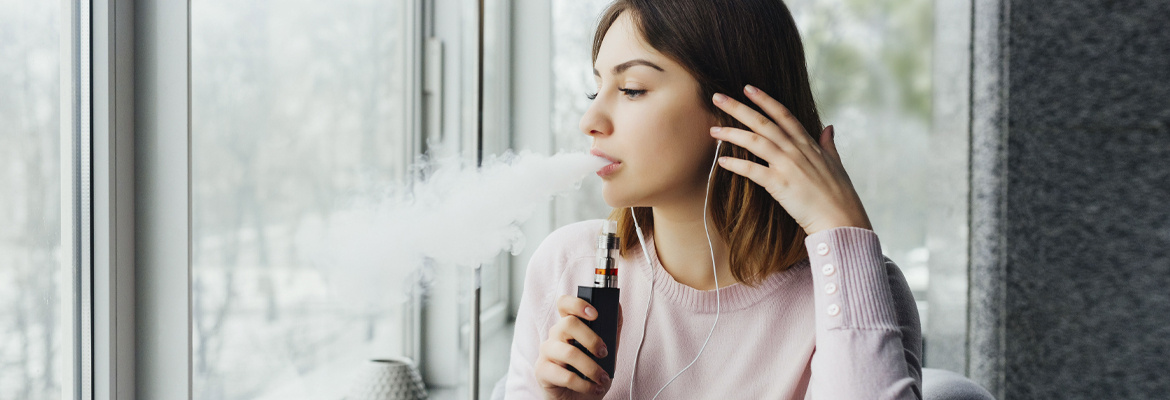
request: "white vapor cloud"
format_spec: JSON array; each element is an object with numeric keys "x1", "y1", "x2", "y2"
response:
[{"x1": 299, "y1": 149, "x2": 608, "y2": 309}]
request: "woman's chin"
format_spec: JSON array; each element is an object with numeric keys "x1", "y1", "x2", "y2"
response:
[
  {"x1": 600, "y1": 185, "x2": 634, "y2": 209},
  {"x1": 601, "y1": 193, "x2": 627, "y2": 209}
]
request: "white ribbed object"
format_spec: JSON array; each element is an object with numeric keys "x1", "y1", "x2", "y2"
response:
[{"x1": 345, "y1": 358, "x2": 428, "y2": 400}]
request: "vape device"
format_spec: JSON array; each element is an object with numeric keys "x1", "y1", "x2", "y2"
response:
[{"x1": 569, "y1": 220, "x2": 621, "y2": 380}]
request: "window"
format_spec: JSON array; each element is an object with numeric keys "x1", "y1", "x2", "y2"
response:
[
  {"x1": 789, "y1": 0, "x2": 934, "y2": 308},
  {"x1": 0, "y1": 0, "x2": 87, "y2": 398},
  {"x1": 0, "y1": 0, "x2": 962, "y2": 396},
  {"x1": 191, "y1": 0, "x2": 416, "y2": 398}
]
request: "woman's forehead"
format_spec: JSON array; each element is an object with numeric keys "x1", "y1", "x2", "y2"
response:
[{"x1": 594, "y1": 13, "x2": 670, "y2": 74}]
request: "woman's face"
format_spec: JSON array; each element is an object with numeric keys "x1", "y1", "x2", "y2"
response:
[{"x1": 582, "y1": 13, "x2": 719, "y2": 209}]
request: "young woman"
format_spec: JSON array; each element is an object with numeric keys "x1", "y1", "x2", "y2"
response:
[{"x1": 505, "y1": 0, "x2": 921, "y2": 398}]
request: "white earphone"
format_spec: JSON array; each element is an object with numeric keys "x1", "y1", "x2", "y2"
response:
[{"x1": 628, "y1": 140, "x2": 723, "y2": 399}]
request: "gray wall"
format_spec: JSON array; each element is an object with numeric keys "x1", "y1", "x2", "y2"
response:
[{"x1": 968, "y1": 0, "x2": 1170, "y2": 398}]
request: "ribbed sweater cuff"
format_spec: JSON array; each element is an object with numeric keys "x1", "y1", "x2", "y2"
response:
[{"x1": 805, "y1": 226, "x2": 899, "y2": 330}]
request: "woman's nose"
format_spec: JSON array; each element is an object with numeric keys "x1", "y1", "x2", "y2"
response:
[{"x1": 579, "y1": 98, "x2": 613, "y2": 138}]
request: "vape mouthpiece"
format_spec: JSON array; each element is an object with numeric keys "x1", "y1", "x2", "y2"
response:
[{"x1": 595, "y1": 220, "x2": 620, "y2": 288}]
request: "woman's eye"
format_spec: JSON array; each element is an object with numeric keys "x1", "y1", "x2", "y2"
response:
[
  {"x1": 619, "y1": 88, "x2": 646, "y2": 99},
  {"x1": 586, "y1": 88, "x2": 645, "y2": 100}
]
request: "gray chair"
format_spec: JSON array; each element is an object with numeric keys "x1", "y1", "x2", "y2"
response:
[
  {"x1": 491, "y1": 368, "x2": 995, "y2": 399},
  {"x1": 922, "y1": 368, "x2": 995, "y2": 400}
]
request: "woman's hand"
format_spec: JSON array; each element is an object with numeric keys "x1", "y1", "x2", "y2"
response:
[
  {"x1": 709, "y1": 85, "x2": 873, "y2": 236},
  {"x1": 534, "y1": 295, "x2": 622, "y2": 400}
]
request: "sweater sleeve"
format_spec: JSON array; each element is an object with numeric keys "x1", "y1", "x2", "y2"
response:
[
  {"x1": 504, "y1": 233, "x2": 566, "y2": 399},
  {"x1": 803, "y1": 227, "x2": 923, "y2": 400}
]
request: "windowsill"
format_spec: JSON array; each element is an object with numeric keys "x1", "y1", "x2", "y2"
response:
[{"x1": 427, "y1": 321, "x2": 515, "y2": 400}]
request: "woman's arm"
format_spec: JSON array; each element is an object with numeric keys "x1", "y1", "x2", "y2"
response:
[
  {"x1": 707, "y1": 84, "x2": 920, "y2": 398},
  {"x1": 803, "y1": 226, "x2": 922, "y2": 399}
]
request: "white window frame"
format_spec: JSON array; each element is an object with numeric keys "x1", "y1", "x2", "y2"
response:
[
  {"x1": 125, "y1": 0, "x2": 192, "y2": 397},
  {"x1": 92, "y1": 0, "x2": 136, "y2": 398},
  {"x1": 65, "y1": 0, "x2": 92, "y2": 397}
]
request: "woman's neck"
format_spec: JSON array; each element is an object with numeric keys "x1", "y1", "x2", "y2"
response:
[{"x1": 650, "y1": 200, "x2": 736, "y2": 291}]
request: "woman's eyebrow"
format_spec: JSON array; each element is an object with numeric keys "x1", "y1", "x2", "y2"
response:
[{"x1": 593, "y1": 59, "x2": 666, "y2": 76}]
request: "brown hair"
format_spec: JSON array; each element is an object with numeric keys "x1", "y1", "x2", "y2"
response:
[{"x1": 593, "y1": 0, "x2": 823, "y2": 286}]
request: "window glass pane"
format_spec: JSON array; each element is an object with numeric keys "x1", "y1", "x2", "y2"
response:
[
  {"x1": 192, "y1": 0, "x2": 409, "y2": 398},
  {"x1": 788, "y1": 0, "x2": 934, "y2": 312},
  {"x1": 0, "y1": 1, "x2": 70, "y2": 398},
  {"x1": 551, "y1": 0, "x2": 935, "y2": 310}
]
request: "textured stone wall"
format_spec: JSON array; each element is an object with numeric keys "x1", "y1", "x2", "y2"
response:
[{"x1": 969, "y1": 0, "x2": 1170, "y2": 398}]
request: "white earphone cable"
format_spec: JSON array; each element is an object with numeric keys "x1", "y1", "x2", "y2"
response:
[
  {"x1": 627, "y1": 140, "x2": 723, "y2": 399},
  {"x1": 628, "y1": 209, "x2": 654, "y2": 400}
]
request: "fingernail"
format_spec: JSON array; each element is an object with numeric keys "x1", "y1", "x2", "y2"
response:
[
  {"x1": 595, "y1": 385, "x2": 606, "y2": 395},
  {"x1": 600, "y1": 374, "x2": 611, "y2": 386},
  {"x1": 710, "y1": 126, "x2": 722, "y2": 134},
  {"x1": 744, "y1": 84, "x2": 759, "y2": 94},
  {"x1": 717, "y1": 156, "x2": 729, "y2": 164},
  {"x1": 712, "y1": 93, "x2": 727, "y2": 104},
  {"x1": 584, "y1": 306, "x2": 597, "y2": 319},
  {"x1": 599, "y1": 346, "x2": 608, "y2": 358}
]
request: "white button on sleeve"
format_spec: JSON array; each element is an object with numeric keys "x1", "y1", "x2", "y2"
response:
[
  {"x1": 825, "y1": 282, "x2": 838, "y2": 294},
  {"x1": 816, "y1": 242, "x2": 829, "y2": 256},
  {"x1": 821, "y1": 263, "x2": 835, "y2": 276},
  {"x1": 827, "y1": 304, "x2": 841, "y2": 316}
]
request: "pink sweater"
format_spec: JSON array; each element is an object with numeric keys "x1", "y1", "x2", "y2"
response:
[{"x1": 505, "y1": 220, "x2": 922, "y2": 399}]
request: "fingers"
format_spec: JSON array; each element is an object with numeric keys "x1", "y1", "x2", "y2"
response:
[
  {"x1": 550, "y1": 315, "x2": 609, "y2": 359},
  {"x1": 819, "y1": 125, "x2": 841, "y2": 163},
  {"x1": 554, "y1": 295, "x2": 614, "y2": 359},
  {"x1": 716, "y1": 155, "x2": 784, "y2": 192},
  {"x1": 709, "y1": 126, "x2": 788, "y2": 167},
  {"x1": 543, "y1": 340, "x2": 610, "y2": 383},
  {"x1": 711, "y1": 85, "x2": 835, "y2": 175},
  {"x1": 535, "y1": 351, "x2": 608, "y2": 395},
  {"x1": 535, "y1": 339, "x2": 611, "y2": 396},
  {"x1": 711, "y1": 92, "x2": 796, "y2": 153},
  {"x1": 557, "y1": 295, "x2": 597, "y2": 320},
  {"x1": 740, "y1": 85, "x2": 815, "y2": 148},
  {"x1": 538, "y1": 295, "x2": 621, "y2": 397}
]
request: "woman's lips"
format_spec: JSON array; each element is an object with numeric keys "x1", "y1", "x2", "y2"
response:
[
  {"x1": 596, "y1": 161, "x2": 622, "y2": 177},
  {"x1": 591, "y1": 149, "x2": 621, "y2": 177}
]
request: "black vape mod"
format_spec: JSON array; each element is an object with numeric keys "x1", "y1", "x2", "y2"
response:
[{"x1": 569, "y1": 220, "x2": 621, "y2": 380}]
